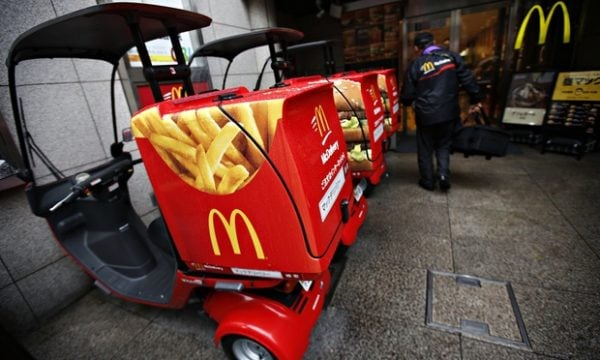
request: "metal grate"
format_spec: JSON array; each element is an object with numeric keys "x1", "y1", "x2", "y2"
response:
[{"x1": 425, "y1": 270, "x2": 531, "y2": 350}]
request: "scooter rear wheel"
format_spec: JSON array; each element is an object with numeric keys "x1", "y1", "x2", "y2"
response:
[{"x1": 222, "y1": 335, "x2": 275, "y2": 360}]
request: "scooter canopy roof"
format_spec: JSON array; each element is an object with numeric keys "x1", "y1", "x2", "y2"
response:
[
  {"x1": 7, "y1": 2, "x2": 212, "y2": 66},
  {"x1": 189, "y1": 27, "x2": 303, "y2": 62}
]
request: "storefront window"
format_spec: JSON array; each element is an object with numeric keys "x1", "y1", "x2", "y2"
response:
[
  {"x1": 458, "y1": 6, "x2": 506, "y2": 122},
  {"x1": 402, "y1": 3, "x2": 508, "y2": 127},
  {"x1": 405, "y1": 14, "x2": 451, "y2": 63}
]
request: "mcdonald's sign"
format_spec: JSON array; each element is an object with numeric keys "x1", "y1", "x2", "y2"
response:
[
  {"x1": 208, "y1": 208, "x2": 265, "y2": 260},
  {"x1": 313, "y1": 105, "x2": 330, "y2": 138},
  {"x1": 420, "y1": 62, "x2": 435, "y2": 74},
  {"x1": 171, "y1": 86, "x2": 185, "y2": 100},
  {"x1": 161, "y1": 86, "x2": 185, "y2": 101},
  {"x1": 514, "y1": 1, "x2": 571, "y2": 49}
]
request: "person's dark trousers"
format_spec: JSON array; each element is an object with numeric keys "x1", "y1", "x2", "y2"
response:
[{"x1": 416, "y1": 119, "x2": 456, "y2": 187}]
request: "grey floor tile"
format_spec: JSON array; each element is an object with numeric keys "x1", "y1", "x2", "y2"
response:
[
  {"x1": 21, "y1": 291, "x2": 152, "y2": 360},
  {"x1": 518, "y1": 152, "x2": 600, "y2": 181},
  {"x1": 448, "y1": 173, "x2": 556, "y2": 212},
  {"x1": 150, "y1": 303, "x2": 217, "y2": 337},
  {"x1": 559, "y1": 205, "x2": 600, "y2": 240},
  {"x1": 0, "y1": 260, "x2": 12, "y2": 289},
  {"x1": 0, "y1": 190, "x2": 64, "y2": 280},
  {"x1": 93, "y1": 289, "x2": 163, "y2": 322},
  {"x1": 451, "y1": 154, "x2": 528, "y2": 175},
  {"x1": 349, "y1": 231, "x2": 453, "y2": 272},
  {"x1": 586, "y1": 237, "x2": 600, "y2": 259},
  {"x1": 306, "y1": 307, "x2": 461, "y2": 359},
  {"x1": 450, "y1": 207, "x2": 577, "y2": 242},
  {"x1": 112, "y1": 322, "x2": 223, "y2": 360},
  {"x1": 380, "y1": 153, "x2": 451, "y2": 205},
  {"x1": 18, "y1": 257, "x2": 92, "y2": 319},
  {"x1": 461, "y1": 338, "x2": 554, "y2": 360},
  {"x1": 373, "y1": 181, "x2": 450, "y2": 206},
  {"x1": 453, "y1": 235, "x2": 600, "y2": 294},
  {"x1": 364, "y1": 202, "x2": 451, "y2": 239},
  {"x1": 512, "y1": 284, "x2": 600, "y2": 359},
  {"x1": 536, "y1": 177, "x2": 600, "y2": 211},
  {"x1": 331, "y1": 263, "x2": 427, "y2": 325},
  {"x1": 0, "y1": 284, "x2": 38, "y2": 336}
]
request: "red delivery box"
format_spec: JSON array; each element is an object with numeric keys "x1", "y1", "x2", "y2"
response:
[
  {"x1": 369, "y1": 68, "x2": 400, "y2": 137},
  {"x1": 284, "y1": 74, "x2": 387, "y2": 185},
  {"x1": 330, "y1": 72, "x2": 387, "y2": 183},
  {"x1": 131, "y1": 83, "x2": 359, "y2": 280}
]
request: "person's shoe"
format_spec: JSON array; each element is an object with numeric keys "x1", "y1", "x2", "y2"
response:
[
  {"x1": 439, "y1": 175, "x2": 451, "y2": 191},
  {"x1": 418, "y1": 179, "x2": 435, "y2": 191}
]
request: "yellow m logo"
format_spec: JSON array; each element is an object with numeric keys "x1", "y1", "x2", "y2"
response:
[
  {"x1": 421, "y1": 62, "x2": 435, "y2": 73},
  {"x1": 514, "y1": 1, "x2": 571, "y2": 49},
  {"x1": 208, "y1": 209, "x2": 265, "y2": 260},
  {"x1": 171, "y1": 86, "x2": 185, "y2": 100},
  {"x1": 314, "y1": 105, "x2": 330, "y2": 137}
]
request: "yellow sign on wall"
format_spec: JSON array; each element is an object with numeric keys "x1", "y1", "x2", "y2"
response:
[{"x1": 552, "y1": 71, "x2": 600, "y2": 101}]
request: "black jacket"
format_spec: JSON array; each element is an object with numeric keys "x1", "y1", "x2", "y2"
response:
[{"x1": 401, "y1": 47, "x2": 482, "y2": 126}]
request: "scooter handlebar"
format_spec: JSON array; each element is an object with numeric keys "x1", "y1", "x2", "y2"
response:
[{"x1": 49, "y1": 158, "x2": 131, "y2": 212}]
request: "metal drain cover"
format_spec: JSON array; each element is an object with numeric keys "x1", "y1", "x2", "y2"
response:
[{"x1": 426, "y1": 270, "x2": 531, "y2": 350}]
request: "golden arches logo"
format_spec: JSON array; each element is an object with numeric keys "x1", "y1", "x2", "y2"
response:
[
  {"x1": 421, "y1": 62, "x2": 435, "y2": 73},
  {"x1": 314, "y1": 105, "x2": 330, "y2": 137},
  {"x1": 208, "y1": 209, "x2": 265, "y2": 260},
  {"x1": 514, "y1": 1, "x2": 571, "y2": 50},
  {"x1": 171, "y1": 86, "x2": 185, "y2": 100}
]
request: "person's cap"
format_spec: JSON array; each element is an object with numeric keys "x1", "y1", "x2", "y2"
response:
[{"x1": 414, "y1": 32, "x2": 434, "y2": 48}]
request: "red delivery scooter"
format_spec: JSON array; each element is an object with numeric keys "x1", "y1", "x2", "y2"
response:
[{"x1": 7, "y1": 3, "x2": 367, "y2": 359}]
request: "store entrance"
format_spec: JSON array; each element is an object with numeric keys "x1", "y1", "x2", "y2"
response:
[{"x1": 402, "y1": 3, "x2": 508, "y2": 129}]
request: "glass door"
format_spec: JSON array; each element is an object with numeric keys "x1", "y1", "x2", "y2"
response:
[
  {"x1": 457, "y1": 4, "x2": 507, "y2": 123},
  {"x1": 401, "y1": 2, "x2": 508, "y2": 129}
]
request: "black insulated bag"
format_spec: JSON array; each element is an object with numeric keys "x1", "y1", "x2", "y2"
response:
[{"x1": 452, "y1": 108, "x2": 510, "y2": 159}]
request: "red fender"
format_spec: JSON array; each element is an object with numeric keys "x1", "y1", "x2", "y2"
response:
[
  {"x1": 341, "y1": 195, "x2": 368, "y2": 247},
  {"x1": 206, "y1": 292, "x2": 312, "y2": 360}
]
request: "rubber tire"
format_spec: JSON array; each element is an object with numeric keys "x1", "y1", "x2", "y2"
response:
[{"x1": 222, "y1": 335, "x2": 276, "y2": 360}]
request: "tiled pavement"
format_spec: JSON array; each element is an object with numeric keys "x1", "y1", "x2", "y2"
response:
[{"x1": 15, "y1": 146, "x2": 600, "y2": 359}]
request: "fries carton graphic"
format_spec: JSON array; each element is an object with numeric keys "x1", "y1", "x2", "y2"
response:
[{"x1": 132, "y1": 83, "x2": 360, "y2": 279}]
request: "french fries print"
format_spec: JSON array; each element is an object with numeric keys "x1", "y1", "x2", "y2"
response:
[{"x1": 132, "y1": 103, "x2": 273, "y2": 195}]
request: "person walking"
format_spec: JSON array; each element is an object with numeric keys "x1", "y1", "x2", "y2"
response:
[{"x1": 401, "y1": 32, "x2": 483, "y2": 191}]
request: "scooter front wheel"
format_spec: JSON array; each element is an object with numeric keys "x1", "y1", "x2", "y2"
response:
[{"x1": 222, "y1": 335, "x2": 275, "y2": 360}]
